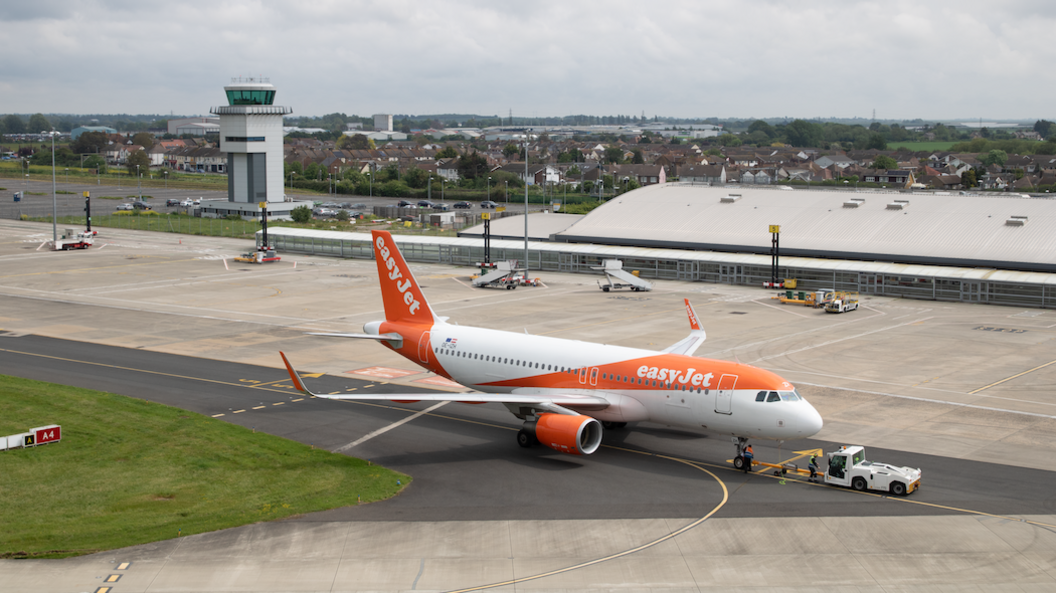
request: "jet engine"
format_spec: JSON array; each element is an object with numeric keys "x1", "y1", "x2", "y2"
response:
[{"x1": 524, "y1": 413, "x2": 603, "y2": 455}]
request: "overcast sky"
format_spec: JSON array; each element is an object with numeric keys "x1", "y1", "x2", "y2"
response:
[{"x1": 3, "y1": 0, "x2": 1053, "y2": 121}]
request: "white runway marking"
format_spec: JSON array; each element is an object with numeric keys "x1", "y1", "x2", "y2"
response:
[
  {"x1": 747, "y1": 315, "x2": 935, "y2": 364},
  {"x1": 793, "y1": 380, "x2": 1056, "y2": 420},
  {"x1": 332, "y1": 401, "x2": 449, "y2": 453}
]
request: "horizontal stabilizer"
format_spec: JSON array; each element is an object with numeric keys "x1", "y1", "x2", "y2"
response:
[{"x1": 308, "y1": 331, "x2": 403, "y2": 344}]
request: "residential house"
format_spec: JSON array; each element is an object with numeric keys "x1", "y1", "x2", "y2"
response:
[
  {"x1": 678, "y1": 164, "x2": 725, "y2": 184},
  {"x1": 861, "y1": 169, "x2": 914, "y2": 188},
  {"x1": 609, "y1": 164, "x2": 666, "y2": 186}
]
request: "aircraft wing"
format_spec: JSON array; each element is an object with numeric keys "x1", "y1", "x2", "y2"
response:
[
  {"x1": 663, "y1": 298, "x2": 707, "y2": 356},
  {"x1": 279, "y1": 352, "x2": 610, "y2": 409}
]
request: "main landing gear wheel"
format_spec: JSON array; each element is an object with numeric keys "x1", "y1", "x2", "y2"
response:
[
  {"x1": 852, "y1": 477, "x2": 868, "y2": 491},
  {"x1": 517, "y1": 429, "x2": 533, "y2": 448}
]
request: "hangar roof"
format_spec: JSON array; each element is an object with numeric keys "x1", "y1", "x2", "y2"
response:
[
  {"x1": 459, "y1": 212, "x2": 584, "y2": 241},
  {"x1": 553, "y1": 185, "x2": 1056, "y2": 272}
]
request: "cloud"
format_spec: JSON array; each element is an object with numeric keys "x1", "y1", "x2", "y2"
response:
[{"x1": 1, "y1": 0, "x2": 1054, "y2": 120}]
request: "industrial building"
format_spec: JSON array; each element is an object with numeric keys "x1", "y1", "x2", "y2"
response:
[{"x1": 261, "y1": 186, "x2": 1056, "y2": 308}]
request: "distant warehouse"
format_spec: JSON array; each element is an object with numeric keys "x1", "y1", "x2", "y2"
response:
[
  {"x1": 553, "y1": 185, "x2": 1056, "y2": 274},
  {"x1": 264, "y1": 185, "x2": 1056, "y2": 309}
]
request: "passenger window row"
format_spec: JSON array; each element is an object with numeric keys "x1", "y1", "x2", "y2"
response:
[{"x1": 433, "y1": 346, "x2": 704, "y2": 393}]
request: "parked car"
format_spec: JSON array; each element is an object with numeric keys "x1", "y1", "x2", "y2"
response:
[
  {"x1": 352, "y1": 203, "x2": 367, "y2": 209},
  {"x1": 313, "y1": 208, "x2": 337, "y2": 218},
  {"x1": 321, "y1": 202, "x2": 340, "y2": 208},
  {"x1": 132, "y1": 201, "x2": 152, "y2": 211},
  {"x1": 397, "y1": 200, "x2": 414, "y2": 207},
  {"x1": 432, "y1": 203, "x2": 450, "y2": 211},
  {"x1": 417, "y1": 200, "x2": 434, "y2": 208},
  {"x1": 339, "y1": 202, "x2": 353, "y2": 209},
  {"x1": 166, "y1": 199, "x2": 181, "y2": 207},
  {"x1": 398, "y1": 215, "x2": 417, "y2": 222},
  {"x1": 116, "y1": 203, "x2": 134, "y2": 211},
  {"x1": 480, "y1": 200, "x2": 498, "y2": 208},
  {"x1": 454, "y1": 201, "x2": 472, "y2": 209}
]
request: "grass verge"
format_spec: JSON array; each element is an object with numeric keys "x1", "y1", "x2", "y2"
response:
[{"x1": 0, "y1": 375, "x2": 409, "y2": 559}]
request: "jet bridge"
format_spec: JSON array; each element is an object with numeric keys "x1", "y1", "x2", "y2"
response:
[{"x1": 593, "y1": 259, "x2": 653, "y2": 292}]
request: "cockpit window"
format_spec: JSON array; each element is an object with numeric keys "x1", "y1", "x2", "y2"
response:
[
  {"x1": 766, "y1": 391, "x2": 780, "y2": 402},
  {"x1": 779, "y1": 391, "x2": 800, "y2": 402},
  {"x1": 756, "y1": 391, "x2": 766, "y2": 402}
]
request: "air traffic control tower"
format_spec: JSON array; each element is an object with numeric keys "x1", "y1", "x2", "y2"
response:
[{"x1": 206, "y1": 78, "x2": 307, "y2": 220}]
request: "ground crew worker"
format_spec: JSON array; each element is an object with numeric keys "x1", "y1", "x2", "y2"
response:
[
  {"x1": 743, "y1": 444, "x2": 754, "y2": 473},
  {"x1": 808, "y1": 454, "x2": 819, "y2": 483}
]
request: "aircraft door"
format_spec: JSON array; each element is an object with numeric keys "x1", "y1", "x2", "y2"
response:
[
  {"x1": 418, "y1": 331, "x2": 432, "y2": 363},
  {"x1": 578, "y1": 367, "x2": 588, "y2": 385},
  {"x1": 714, "y1": 374, "x2": 737, "y2": 414},
  {"x1": 589, "y1": 367, "x2": 599, "y2": 386}
]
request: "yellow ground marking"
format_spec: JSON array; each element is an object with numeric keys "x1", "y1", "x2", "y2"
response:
[
  {"x1": 272, "y1": 402, "x2": 284, "y2": 405},
  {"x1": 115, "y1": 562, "x2": 130, "y2": 570},
  {"x1": 775, "y1": 448, "x2": 824, "y2": 466},
  {"x1": 94, "y1": 588, "x2": 111, "y2": 593},
  {"x1": 245, "y1": 377, "x2": 300, "y2": 389},
  {"x1": 292, "y1": 398, "x2": 304, "y2": 402},
  {"x1": 252, "y1": 405, "x2": 265, "y2": 410},
  {"x1": 345, "y1": 388, "x2": 357, "y2": 392},
  {"x1": 212, "y1": 413, "x2": 225, "y2": 417},
  {"x1": 104, "y1": 574, "x2": 120, "y2": 582},
  {"x1": 232, "y1": 409, "x2": 245, "y2": 414},
  {"x1": 446, "y1": 453, "x2": 728, "y2": 593},
  {"x1": 969, "y1": 359, "x2": 1056, "y2": 394}
]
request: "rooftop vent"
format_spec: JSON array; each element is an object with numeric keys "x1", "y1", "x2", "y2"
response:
[
  {"x1": 886, "y1": 200, "x2": 910, "y2": 210},
  {"x1": 843, "y1": 198, "x2": 866, "y2": 208},
  {"x1": 1006, "y1": 215, "x2": 1028, "y2": 226},
  {"x1": 720, "y1": 194, "x2": 742, "y2": 203}
]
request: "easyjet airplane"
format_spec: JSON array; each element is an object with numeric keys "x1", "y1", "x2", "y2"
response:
[{"x1": 281, "y1": 230, "x2": 823, "y2": 462}]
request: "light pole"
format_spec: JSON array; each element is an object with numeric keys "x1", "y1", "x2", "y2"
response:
[
  {"x1": 164, "y1": 170, "x2": 168, "y2": 190},
  {"x1": 64, "y1": 167, "x2": 69, "y2": 187},
  {"x1": 136, "y1": 164, "x2": 142, "y2": 201},
  {"x1": 441, "y1": 179, "x2": 445, "y2": 202},
  {"x1": 524, "y1": 137, "x2": 529, "y2": 275},
  {"x1": 369, "y1": 169, "x2": 373, "y2": 198},
  {"x1": 51, "y1": 130, "x2": 57, "y2": 243},
  {"x1": 487, "y1": 176, "x2": 491, "y2": 201},
  {"x1": 504, "y1": 181, "x2": 508, "y2": 204}
]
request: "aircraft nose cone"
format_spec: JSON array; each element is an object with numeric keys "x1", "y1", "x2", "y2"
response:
[{"x1": 803, "y1": 404, "x2": 824, "y2": 436}]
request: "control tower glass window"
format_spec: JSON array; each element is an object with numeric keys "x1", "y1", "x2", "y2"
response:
[{"x1": 226, "y1": 90, "x2": 276, "y2": 105}]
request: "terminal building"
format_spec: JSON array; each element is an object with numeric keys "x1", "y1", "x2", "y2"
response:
[
  {"x1": 204, "y1": 79, "x2": 310, "y2": 220},
  {"x1": 258, "y1": 185, "x2": 1056, "y2": 309}
]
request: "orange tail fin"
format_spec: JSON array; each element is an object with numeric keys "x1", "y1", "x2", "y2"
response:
[{"x1": 371, "y1": 230, "x2": 436, "y2": 325}]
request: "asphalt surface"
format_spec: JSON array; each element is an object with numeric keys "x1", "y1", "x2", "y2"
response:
[{"x1": 3, "y1": 332, "x2": 1053, "y2": 524}]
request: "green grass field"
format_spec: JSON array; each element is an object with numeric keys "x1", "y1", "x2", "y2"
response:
[
  {"x1": 0, "y1": 375, "x2": 409, "y2": 559},
  {"x1": 889, "y1": 141, "x2": 958, "y2": 152}
]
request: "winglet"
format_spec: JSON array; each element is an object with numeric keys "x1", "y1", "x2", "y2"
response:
[
  {"x1": 684, "y1": 298, "x2": 702, "y2": 331},
  {"x1": 280, "y1": 351, "x2": 318, "y2": 396},
  {"x1": 663, "y1": 299, "x2": 707, "y2": 356}
]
